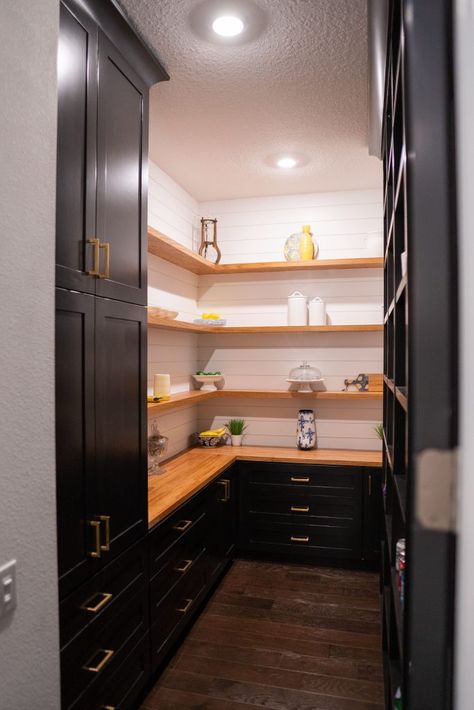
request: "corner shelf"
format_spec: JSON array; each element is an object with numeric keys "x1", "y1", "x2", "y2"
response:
[
  {"x1": 148, "y1": 314, "x2": 384, "y2": 334},
  {"x1": 147, "y1": 388, "x2": 383, "y2": 414},
  {"x1": 148, "y1": 227, "x2": 384, "y2": 276}
]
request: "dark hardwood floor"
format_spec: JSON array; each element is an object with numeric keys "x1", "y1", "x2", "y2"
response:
[{"x1": 141, "y1": 560, "x2": 384, "y2": 709}]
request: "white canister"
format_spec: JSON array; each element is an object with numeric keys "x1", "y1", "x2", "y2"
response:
[
  {"x1": 153, "y1": 373, "x2": 171, "y2": 398},
  {"x1": 308, "y1": 297, "x2": 326, "y2": 326},
  {"x1": 287, "y1": 291, "x2": 308, "y2": 326}
]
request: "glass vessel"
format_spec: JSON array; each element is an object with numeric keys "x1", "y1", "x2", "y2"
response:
[
  {"x1": 287, "y1": 361, "x2": 322, "y2": 391},
  {"x1": 148, "y1": 421, "x2": 169, "y2": 475}
]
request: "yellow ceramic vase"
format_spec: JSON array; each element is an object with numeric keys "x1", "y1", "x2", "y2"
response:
[{"x1": 299, "y1": 224, "x2": 316, "y2": 261}]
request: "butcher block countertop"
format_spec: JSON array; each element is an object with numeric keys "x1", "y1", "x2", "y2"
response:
[{"x1": 148, "y1": 446, "x2": 382, "y2": 529}]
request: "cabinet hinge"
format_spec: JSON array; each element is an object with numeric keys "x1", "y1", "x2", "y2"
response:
[{"x1": 415, "y1": 448, "x2": 458, "y2": 532}]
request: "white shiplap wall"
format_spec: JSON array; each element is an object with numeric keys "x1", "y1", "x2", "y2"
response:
[
  {"x1": 147, "y1": 165, "x2": 383, "y2": 453},
  {"x1": 147, "y1": 163, "x2": 200, "y2": 457}
]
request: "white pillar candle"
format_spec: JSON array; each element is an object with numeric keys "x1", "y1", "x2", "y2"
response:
[{"x1": 153, "y1": 374, "x2": 171, "y2": 399}]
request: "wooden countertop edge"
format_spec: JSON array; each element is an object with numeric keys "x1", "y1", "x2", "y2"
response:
[{"x1": 148, "y1": 446, "x2": 382, "y2": 530}]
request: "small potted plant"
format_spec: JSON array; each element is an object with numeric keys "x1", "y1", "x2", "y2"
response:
[
  {"x1": 226, "y1": 418, "x2": 247, "y2": 446},
  {"x1": 375, "y1": 423, "x2": 384, "y2": 447}
]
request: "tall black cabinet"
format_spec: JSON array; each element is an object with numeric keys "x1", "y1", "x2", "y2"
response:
[
  {"x1": 381, "y1": 1, "x2": 458, "y2": 708},
  {"x1": 55, "y1": 1, "x2": 168, "y2": 707}
]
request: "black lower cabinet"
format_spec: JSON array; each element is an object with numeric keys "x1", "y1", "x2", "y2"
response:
[
  {"x1": 148, "y1": 468, "x2": 237, "y2": 673},
  {"x1": 59, "y1": 540, "x2": 149, "y2": 710},
  {"x1": 238, "y1": 462, "x2": 382, "y2": 564}
]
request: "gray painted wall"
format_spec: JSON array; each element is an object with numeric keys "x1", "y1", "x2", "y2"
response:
[{"x1": 0, "y1": 1, "x2": 60, "y2": 708}]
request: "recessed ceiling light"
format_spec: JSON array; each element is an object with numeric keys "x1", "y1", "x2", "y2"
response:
[
  {"x1": 276, "y1": 157, "x2": 297, "y2": 169},
  {"x1": 212, "y1": 15, "x2": 244, "y2": 37}
]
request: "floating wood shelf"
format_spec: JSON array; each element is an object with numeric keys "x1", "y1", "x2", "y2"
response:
[
  {"x1": 148, "y1": 314, "x2": 384, "y2": 334},
  {"x1": 147, "y1": 388, "x2": 383, "y2": 414},
  {"x1": 147, "y1": 227, "x2": 384, "y2": 276}
]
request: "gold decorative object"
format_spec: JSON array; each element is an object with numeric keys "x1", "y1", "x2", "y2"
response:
[{"x1": 199, "y1": 218, "x2": 221, "y2": 264}]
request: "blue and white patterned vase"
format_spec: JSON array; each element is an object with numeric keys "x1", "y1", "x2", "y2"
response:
[{"x1": 296, "y1": 409, "x2": 316, "y2": 450}]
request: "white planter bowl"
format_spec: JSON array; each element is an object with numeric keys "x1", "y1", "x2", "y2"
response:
[{"x1": 192, "y1": 375, "x2": 225, "y2": 391}]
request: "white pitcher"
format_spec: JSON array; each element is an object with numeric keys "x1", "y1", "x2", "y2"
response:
[
  {"x1": 287, "y1": 291, "x2": 307, "y2": 326},
  {"x1": 308, "y1": 297, "x2": 326, "y2": 326}
]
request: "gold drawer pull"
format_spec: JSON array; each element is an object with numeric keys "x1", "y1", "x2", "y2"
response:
[
  {"x1": 101, "y1": 706, "x2": 116, "y2": 710},
  {"x1": 291, "y1": 505, "x2": 310, "y2": 513},
  {"x1": 173, "y1": 519, "x2": 192, "y2": 532},
  {"x1": 291, "y1": 535, "x2": 310, "y2": 543},
  {"x1": 218, "y1": 479, "x2": 230, "y2": 502},
  {"x1": 81, "y1": 591, "x2": 113, "y2": 613},
  {"x1": 174, "y1": 559, "x2": 193, "y2": 574},
  {"x1": 87, "y1": 520, "x2": 101, "y2": 558},
  {"x1": 83, "y1": 648, "x2": 114, "y2": 674},
  {"x1": 87, "y1": 238, "x2": 100, "y2": 276},
  {"x1": 177, "y1": 598, "x2": 193, "y2": 614},
  {"x1": 99, "y1": 241, "x2": 110, "y2": 279},
  {"x1": 98, "y1": 515, "x2": 111, "y2": 552},
  {"x1": 290, "y1": 476, "x2": 310, "y2": 483}
]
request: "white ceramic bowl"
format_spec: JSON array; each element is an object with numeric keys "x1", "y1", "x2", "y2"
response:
[
  {"x1": 192, "y1": 375, "x2": 225, "y2": 391},
  {"x1": 286, "y1": 378, "x2": 325, "y2": 392}
]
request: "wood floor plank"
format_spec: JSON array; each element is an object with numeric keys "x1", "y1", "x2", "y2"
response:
[{"x1": 140, "y1": 561, "x2": 384, "y2": 710}]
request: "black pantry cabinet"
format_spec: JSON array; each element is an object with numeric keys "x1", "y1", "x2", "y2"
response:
[
  {"x1": 55, "y1": 1, "x2": 167, "y2": 707},
  {"x1": 56, "y1": 0, "x2": 167, "y2": 305}
]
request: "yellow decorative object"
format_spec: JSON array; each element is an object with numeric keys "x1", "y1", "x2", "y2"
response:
[
  {"x1": 299, "y1": 224, "x2": 316, "y2": 261},
  {"x1": 199, "y1": 426, "x2": 227, "y2": 437},
  {"x1": 202, "y1": 313, "x2": 220, "y2": 320}
]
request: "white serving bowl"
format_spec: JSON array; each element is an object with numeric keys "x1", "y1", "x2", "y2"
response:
[{"x1": 192, "y1": 375, "x2": 225, "y2": 391}]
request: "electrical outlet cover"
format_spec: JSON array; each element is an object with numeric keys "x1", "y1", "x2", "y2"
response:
[{"x1": 0, "y1": 559, "x2": 17, "y2": 618}]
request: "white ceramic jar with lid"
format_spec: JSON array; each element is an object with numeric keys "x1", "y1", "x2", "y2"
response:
[
  {"x1": 308, "y1": 297, "x2": 326, "y2": 326},
  {"x1": 287, "y1": 290, "x2": 307, "y2": 326}
]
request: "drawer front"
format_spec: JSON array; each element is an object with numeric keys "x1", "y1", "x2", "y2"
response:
[
  {"x1": 243, "y1": 519, "x2": 362, "y2": 559},
  {"x1": 150, "y1": 547, "x2": 208, "y2": 669},
  {"x1": 70, "y1": 633, "x2": 150, "y2": 710},
  {"x1": 149, "y1": 494, "x2": 208, "y2": 578},
  {"x1": 243, "y1": 462, "x2": 362, "y2": 490},
  {"x1": 61, "y1": 585, "x2": 149, "y2": 709},
  {"x1": 60, "y1": 540, "x2": 147, "y2": 648},
  {"x1": 246, "y1": 487, "x2": 360, "y2": 523},
  {"x1": 150, "y1": 530, "x2": 207, "y2": 620}
]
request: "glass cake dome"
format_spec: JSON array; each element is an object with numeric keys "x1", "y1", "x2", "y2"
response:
[{"x1": 287, "y1": 361, "x2": 323, "y2": 391}]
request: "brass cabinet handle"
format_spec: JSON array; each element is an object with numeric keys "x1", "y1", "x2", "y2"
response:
[
  {"x1": 176, "y1": 598, "x2": 193, "y2": 614},
  {"x1": 83, "y1": 648, "x2": 114, "y2": 674},
  {"x1": 81, "y1": 591, "x2": 113, "y2": 613},
  {"x1": 218, "y1": 479, "x2": 230, "y2": 502},
  {"x1": 290, "y1": 535, "x2": 310, "y2": 543},
  {"x1": 98, "y1": 515, "x2": 111, "y2": 552},
  {"x1": 291, "y1": 505, "x2": 310, "y2": 513},
  {"x1": 174, "y1": 559, "x2": 193, "y2": 574},
  {"x1": 290, "y1": 476, "x2": 310, "y2": 483},
  {"x1": 87, "y1": 238, "x2": 100, "y2": 276},
  {"x1": 368, "y1": 474, "x2": 372, "y2": 496},
  {"x1": 87, "y1": 520, "x2": 101, "y2": 558},
  {"x1": 173, "y1": 519, "x2": 192, "y2": 532},
  {"x1": 101, "y1": 706, "x2": 116, "y2": 710},
  {"x1": 99, "y1": 241, "x2": 110, "y2": 279}
]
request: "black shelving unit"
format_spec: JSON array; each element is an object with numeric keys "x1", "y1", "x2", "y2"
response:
[
  {"x1": 381, "y1": 1, "x2": 458, "y2": 708},
  {"x1": 381, "y1": 1, "x2": 407, "y2": 707}
]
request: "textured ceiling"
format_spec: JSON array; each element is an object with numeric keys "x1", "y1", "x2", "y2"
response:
[{"x1": 117, "y1": 0, "x2": 382, "y2": 201}]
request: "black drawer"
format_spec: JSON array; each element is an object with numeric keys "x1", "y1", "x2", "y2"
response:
[
  {"x1": 150, "y1": 532, "x2": 207, "y2": 623},
  {"x1": 70, "y1": 633, "x2": 150, "y2": 710},
  {"x1": 60, "y1": 540, "x2": 147, "y2": 648},
  {"x1": 246, "y1": 487, "x2": 360, "y2": 523},
  {"x1": 244, "y1": 462, "x2": 362, "y2": 490},
  {"x1": 243, "y1": 519, "x2": 361, "y2": 559},
  {"x1": 150, "y1": 547, "x2": 208, "y2": 670},
  {"x1": 149, "y1": 495, "x2": 207, "y2": 578},
  {"x1": 61, "y1": 585, "x2": 149, "y2": 709}
]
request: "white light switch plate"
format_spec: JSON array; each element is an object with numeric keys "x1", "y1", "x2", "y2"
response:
[{"x1": 0, "y1": 559, "x2": 17, "y2": 618}]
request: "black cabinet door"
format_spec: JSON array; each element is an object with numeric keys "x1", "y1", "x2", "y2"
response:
[
  {"x1": 95, "y1": 31, "x2": 148, "y2": 305},
  {"x1": 56, "y1": 2, "x2": 98, "y2": 294},
  {"x1": 95, "y1": 298, "x2": 147, "y2": 562},
  {"x1": 362, "y1": 468, "x2": 383, "y2": 562},
  {"x1": 207, "y1": 470, "x2": 236, "y2": 579},
  {"x1": 56, "y1": 289, "x2": 99, "y2": 597}
]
